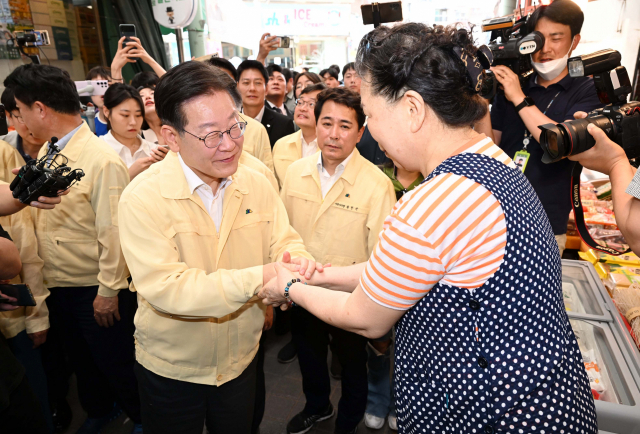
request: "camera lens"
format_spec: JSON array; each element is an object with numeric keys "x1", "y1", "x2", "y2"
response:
[{"x1": 546, "y1": 130, "x2": 559, "y2": 159}]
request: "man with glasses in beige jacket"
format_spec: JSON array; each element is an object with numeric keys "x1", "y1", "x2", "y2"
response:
[{"x1": 119, "y1": 62, "x2": 318, "y2": 434}]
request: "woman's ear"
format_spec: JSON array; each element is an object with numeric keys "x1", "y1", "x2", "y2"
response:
[
  {"x1": 103, "y1": 107, "x2": 111, "y2": 122},
  {"x1": 403, "y1": 90, "x2": 426, "y2": 134}
]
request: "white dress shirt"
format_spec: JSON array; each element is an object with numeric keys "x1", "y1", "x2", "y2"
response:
[
  {"x1": 266, "y1": 100, "x2": 287, "y2": 116},
  {"x1": 177, "y1": 153, "x2": 230, "y2": 233},
  {"x1": 242, "y1": 105, "x2": 266, "y2": 123},
  {"x1": 100, "y1": 131, "x2": 158, "y2": 168},
  {"x1": 301, "y1": 134, "x2": 318, "y2": 158},
  {"x1": 142, "y1": 128, "x2": 159, "y2": 144},
  {"x1": 317, "y1": 150, "x2": 354, "y2": 199}
]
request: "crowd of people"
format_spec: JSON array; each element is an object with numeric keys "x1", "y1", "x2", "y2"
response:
[{"x1": 2, "y1": 1, "x2": 639, "y2": 434}]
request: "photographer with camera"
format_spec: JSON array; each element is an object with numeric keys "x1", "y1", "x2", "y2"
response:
[
  {"x1": 488, "y1": 0, "x2": 602, "y2": 255},
  {"x1": 4, "y1": 64, "x2": 142, "y2": 433},
  {"x1": 567, "y1": 113, "x2": 640, "y2": 254}
]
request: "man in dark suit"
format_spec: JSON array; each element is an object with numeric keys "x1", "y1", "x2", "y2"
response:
[
  {"x1": 237, "y1": 60, "x2": 295, "y2": 148},
  {"x1": 265, "y1": 64, "x2": 292, "y2": 117}
]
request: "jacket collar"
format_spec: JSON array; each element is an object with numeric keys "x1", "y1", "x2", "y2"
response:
[
  {"x1": 159, "y1": 151, "x2": 249, "y2": 201},
  {"x1": 40, "y1": 122, "x2": 92, "y2": 162}
]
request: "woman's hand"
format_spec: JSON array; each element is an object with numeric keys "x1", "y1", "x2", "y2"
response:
[
  {"x1": 259, "y1": 263, "x2": 296, "y2": 309},
  {"x1": 150, "y1": 146, "x2": 168, "y2": 163},
  {"x1": 126, "y1": 37, "x2": 166, "y2": 77},
  {"x1": 128, "y1": 157, "x2": 155, "y2": 180},
  {"x1": 111, "y1": 37, "x2": 136, "y2": 81}
]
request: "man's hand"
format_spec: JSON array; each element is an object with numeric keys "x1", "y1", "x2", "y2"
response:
[
  {"x1": 568, "y1": 111, "x2": 627, "y2": 175},
  {"x1": 491, "y1": 66, "x2": 526, "y2": 105},
  {"x1": 8, "y1": 168, "x2": 70, "y2": 210},
  {"x1": 263, "y1": 305, "x2": 274, "y2": 331},
  {"x1": 93, "y1": 294, "x2": 120, "y2": 327},
  {"x1": 28, "y1": 329, "x2": 47, "y2": 348},
  {"x1": 259, "y1": 263, "x2": 295, "y2": 309},
  {"x1": 257, "y1": 33, "x2": 279, "y2": 64},
  {"x1": 0, "y1": 290, "x2": 19, "y2": 312}
]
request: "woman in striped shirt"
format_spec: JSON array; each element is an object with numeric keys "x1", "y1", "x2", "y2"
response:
[{"x1": 261, "y1": 23, "x2": 597, "y2": 434}]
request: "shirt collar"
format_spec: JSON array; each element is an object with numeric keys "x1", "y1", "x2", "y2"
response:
[
  {"x1": 102, "y1": 131, "x2": 154, "y2": 155},
  {"x1": 301, "y1": 133, "x2": 317, "y2": 149},
  {"x1": 316, "y1": 149, "x2": 354, "y2": 174},
  {"x1": 15, "y1": 134, "x2": 33, "y2": 163},
  {"x1": 177, "y1": 153, "x2": 230, "y2": 195},
  {"x1": 528, "y1": 72, "x2": 574, "y2": 91},
  {"x1": 52, "y1": 123, "x2": 83, "y2": 152}
]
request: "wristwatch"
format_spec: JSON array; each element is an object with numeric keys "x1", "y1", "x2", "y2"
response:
[{"x1": 515, "y1": 97, "x2": 535, "y2": 113}]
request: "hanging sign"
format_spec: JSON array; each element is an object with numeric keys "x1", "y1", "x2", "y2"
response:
[{"x1": 151, "y1": 0, "x2": 197, "y2": 29}]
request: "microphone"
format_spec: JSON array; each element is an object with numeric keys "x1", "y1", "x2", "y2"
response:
[{"x1": 45, "y1": 136, "x2": 60, "y2": 167}]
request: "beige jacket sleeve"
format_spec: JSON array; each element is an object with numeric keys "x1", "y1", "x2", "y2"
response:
[
  {"x1": 91, "y1": 160, "x2": 130, "y2": 297},
  {"x1": 267, "y1": 184, "x2": 314, "y2": 263},
  {"x1": 255, "y1": 129, "x2": 274, "y2": 172},
  {"x1": 3, "y1": 210, "x2": 49, "y2": 334},
  {"x1": 367, "y1": 178, "x2": 396, "y2": 257},
  {"x1": 118, "y1": 193, "x2": 264, "y2": 318}
]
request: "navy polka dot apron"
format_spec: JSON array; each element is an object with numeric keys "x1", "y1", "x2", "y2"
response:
[{"x1": 393, "y1": 152, "x2": 597, "y2": 433}]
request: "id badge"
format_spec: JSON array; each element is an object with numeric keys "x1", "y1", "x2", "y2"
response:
[{"x1": 514, "y1": 150, "x2": 530, "y2": 173}]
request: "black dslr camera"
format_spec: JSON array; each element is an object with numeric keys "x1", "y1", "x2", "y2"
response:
[
  {"x1": 480, "y1": 15, "x2": 545, "y2": 99},
  {"x1": 10, "y1": 139, "x2": 85, "y2": 204},
  {"x1": 538, "y1": 49, "x2": 640, "y2": 164}
]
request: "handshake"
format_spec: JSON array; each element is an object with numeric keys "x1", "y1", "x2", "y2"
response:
[{"x1": 260, "y1": 252, "x2": 329, "y2": 311}]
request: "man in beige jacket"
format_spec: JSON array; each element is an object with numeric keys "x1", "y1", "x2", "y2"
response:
[
  {"x1": 4, "y1": 64, "x2": 141, "y2": 433},
  {"x1": 279, "y1": 88, "x2": 395, "y2": 434},
  {"x1": 119, "y1": 61, "x2": 317, "y2": 434}
]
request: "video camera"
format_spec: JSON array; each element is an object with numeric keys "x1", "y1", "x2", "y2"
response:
[
  {"x1": 538, "y1": 49, "x2": 640, "y2": 164},
  {"x1": 4, "y1": 30, "x2": 51, "y2": 64},
  {"x1": 480, "y1": 15, "x2": 545, "y2": 99},
  {"x1": 10, "y1": 138, "x2": 85, "y2": 204}
]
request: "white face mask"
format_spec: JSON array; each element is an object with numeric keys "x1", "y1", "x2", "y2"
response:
[{"x1": 531, "y1": 37, "x2": 575, "y2": 81}]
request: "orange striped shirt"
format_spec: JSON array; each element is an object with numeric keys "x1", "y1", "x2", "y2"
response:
[{"x1": 361, "y1": 135, "x2": 516, "y2": 310}]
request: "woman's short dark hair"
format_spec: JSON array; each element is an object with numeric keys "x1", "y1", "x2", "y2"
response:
[
  {"x1": 356, "y1": 23, "x2": 487, "y2": 128},
  {"x1": 314, "y1": 88, "x2": 366, "y2": 130},
  {"x1": 131, "y1": 71, "x2": 159, "y2": 91},
  {"x1": 294, "y1": 72, "x2": 322, "y2": 91},
  {"x1": 342, "y1": 62, "x2": 356, "y2": 77},
  {"x1": 103, "y1": 83, "x2": 145, "y2": 130},
  {"x1": 86, "y1": 65, "x2": 111, "y2": 81},
  {"x1": 237, "y1": 60, "x2": 269, "y2": 84},
  {"x1": 299, "y1": 83, "x2": 326, "y2": 98},
  {"x1": 526, "y1": 0, "x2": 584, "y2": 38},
  {"x1": 206, "y1": 57, "x2": 238, "y2": 81},
  {"x1": 4, "y1": 64, "x2": 81, "y2": 115},
  {"x1": 1, "y1": 87, "x2": 17, "y2": 113},
  {"x1": 155, "y1": 61, "x2": 241, "y2": 133}
]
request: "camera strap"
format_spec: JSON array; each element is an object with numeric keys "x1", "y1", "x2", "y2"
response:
[{"x1": 570, "y1": 162, "x2": 631, "y2": 255}]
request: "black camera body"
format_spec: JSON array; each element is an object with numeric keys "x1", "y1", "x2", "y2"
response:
[
  {"x1": 480, "y1": 15, "x2": 545, "y2": 98},
  {"x1": 539, "y1": 50, "x2": 640, "y2": 163},
  {"x1": 10, "y1": 140, "x2": 85, "y2": 204}
]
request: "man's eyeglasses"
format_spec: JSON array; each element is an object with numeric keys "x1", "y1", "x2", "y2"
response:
[
  {"x1": 296, "y1": 99, "x2": 316, "y2": 109},
  {"x1": 181, "y1": 118, "x2": 247, "y2": 149},
  {"x1": 11, "y1": 113, "x2": 25, "y2": 124}
]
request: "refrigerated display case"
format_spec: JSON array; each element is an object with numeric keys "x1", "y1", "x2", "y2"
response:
[{"x1": 562, "y1": 259, "x2": 640, "y2": 433}]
